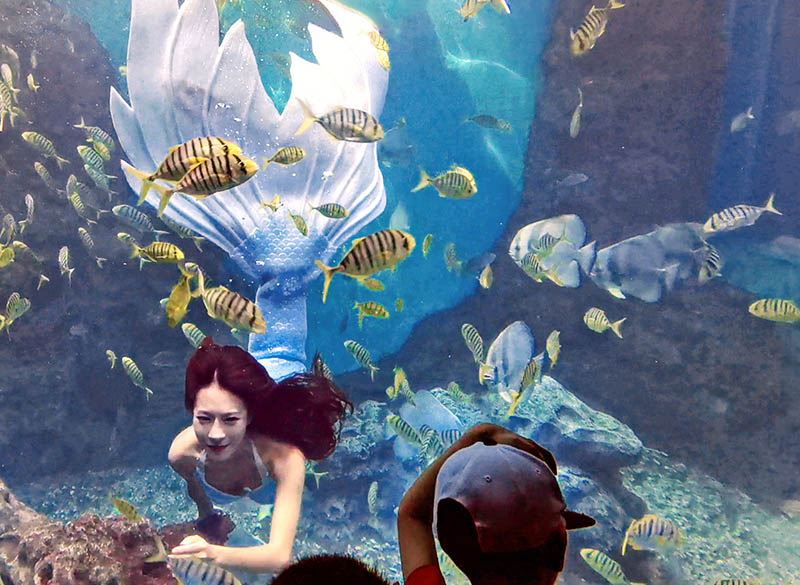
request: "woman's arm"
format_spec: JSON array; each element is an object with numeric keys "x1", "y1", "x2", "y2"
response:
[
  {"x1": 168, "y1": 429, "x2": 215, "y2": 519},
  {"x1": 172, "y1": 445, "x2": 306, "y2": 574}
]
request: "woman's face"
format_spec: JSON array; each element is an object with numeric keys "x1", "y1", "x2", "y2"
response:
[{"x1": 193, "y1": 378, "x2": 250, "y2": 461}]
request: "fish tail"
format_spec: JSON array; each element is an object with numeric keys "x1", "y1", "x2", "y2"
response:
[
  {"x1": 8, "y1": 108, "x2": 19, "y2": 128},
  {"x1": 608, "y1": 0, "x2": 625, "y2": 8},
  {"x1": 157, "y1": 188, "x2": 176, "y2": 217},
  {"x1": 191, "y1": 236, "x2": 204, "y2": 252},
  {"x1": 621, "y1": 524, "x2": 632, "y2": 555},
  {"x1": 124, "y1": 166, "x2": 156, "y2": 205},
  {"x1": 315, "y1": 260, "x2": 336, "y2": 303},
  {"x1": 145, "y1": 387, "x2": 153, "y2": 401},
  {"x1": 73, "y1": 116, "x2": 87, "y2": 129},
  {"x1": 144, "y1": 536, "x2": 168, "y2": 563},
  {"x1": 369, "y1": 364, "x2": 379, "y2": 382},
  {"x1": 0, "y1": 110, "x2": 5, "y2": 133},
  {"x1": 764, "y1": 192, "x2": 782, "y2": 215},
  {"x1": 545, "y1": 269, "x2": 564, "y2": 287},
  {"x1": 67, "y1": 267, "x2": 74, "y2": 287},
  {"x1": 294, "y1": 98, "x2": 317, "y2": 136},
  {"x1": 55, "y1": 155, "x2": 69, "y2": 169},
  {"x1": 153, "y1": 229, "x2": 171, "y2": 241},
  {"x1": 262, "y1": 157, "x2": 272, "y2": 168},
  {"x1": 96, "y1": 257, "x2": 107, "y2": 269},
  {"x1": 129, "y1": 242, "x2": 142, "y2": 260},
  {"x1": 610, "y1": 317, "x2": 626, "y2": 339},
  {"x1": 411, "y1": 168, "x2": 431, "y2": 192},
  {"x1": 577, "y1": 240, "x2": 596, "y2": 273}
]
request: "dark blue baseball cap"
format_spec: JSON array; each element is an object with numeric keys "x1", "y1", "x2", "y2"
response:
[{"x1": 433, "y1": 443, "x2": 595, "y2": 554}]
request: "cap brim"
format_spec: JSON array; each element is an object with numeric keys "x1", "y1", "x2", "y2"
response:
[{"x1": 563, "y1": 510, "x2": 596, "y2": 530}]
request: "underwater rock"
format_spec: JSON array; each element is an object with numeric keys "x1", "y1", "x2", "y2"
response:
[
  {"x1": 589, "y1": 222, "x2": 707, "y2": 302},
  {"x1": 394, "y1": 390, "x2": 461, "y2": 461}
]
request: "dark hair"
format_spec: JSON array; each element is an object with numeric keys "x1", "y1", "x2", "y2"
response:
[
  {"x1": 437, "y1": 499, "x2": 565, "y2": 585},
  {"x1": 185, "y1": 337, "x2": 352, "y2": 460},
  {"x1": 270, "y1": 554, "x2": 391, "y2": 585}
]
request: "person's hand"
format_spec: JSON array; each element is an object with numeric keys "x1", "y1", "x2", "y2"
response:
[
  {"x1": 464, "y1": 423, "x2": 558, "y2": 474},
  {"x1": 171, "y1": 534, "x2": 219, "y2": 559},
  {"x1": 195, "y1": 509, "x2": 235, "y2": 544}
]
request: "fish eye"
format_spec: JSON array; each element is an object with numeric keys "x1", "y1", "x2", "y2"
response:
[{"x1": 239, "y1": 162, "x2": 246, "y2": 172}]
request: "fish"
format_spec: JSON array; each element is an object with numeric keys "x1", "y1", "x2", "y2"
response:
[
  {"x1": 0, "y1": 66, "x2": 19, "y2": 102},
  {"x1": 580, "y1": 549, "x2": 641, "y2": 585},
  {"x1": 311, "y1": 351, "x2": 334, "y2": 381},
  {"x1": 130, "y1": 153, "x2": 259, "y2": 217},
  {"x1": 386, "y1": 413, "x2": 421, "y2": 446},
  {"x1": 461, "y1": 323, "x2": 484, "y2": 363},
  {"x1": 703, "y1": 193, "x2": 781, "y2": 234},
  {"x1": 412, "y1": 165, "x2": 477, "y2": 199},
  {"x1": 166, "y1": 274, "x2": 193, "y2": 328},
  {"x1": 444, "y1": 242, "x2": 462, "y2": 273},
  {"x1": 256, "y1": 504, "x2": 273, "y2": 522},
  {"x1": 160, "y1": 215, "x2": 205, "y2": 252},
  {"x1": 1, "y1": 214, "x2": 16, "y2": 245},
  {"x1": 361, "y1": 278, "x2": 384, "y2": 291},
  {"x1": 478, "y1": 264, "x2": 493, "y2": 289},
  {"x1": 367, "y1": 31, "x2": 389, "y2": 52},
  {"x1": 367, "y1": 481, "x2": 379, "y2": 515},
  {"x1": 11, "y1": 241, "x2": 42, "y2": 264},
  {"x1": 465, "y1": 114, "x2": 512, "y2": 133},
  {"x1": 390, "y1": 366, "x2": 411, "y2": 402},
  {"x1": 748, "y1": 298, "x2": 800, "y2": 324},
  {"x1": 395, "y1": 298, "x2": 404, "y2": 312},
  {"x1": 73, "y1": 117, "x2": 116, "y2": 151},
  {"x1": 0, "y1": 45, "x2": 20, "y2": 85},
  {"x1": 570, "y1": 88, "x2": 583, "y2": 138},
  {"x1": 0, "y1": 246, "x2": 13, "y2": 268},
  {"x1": 2, "y1": 292, "x2": 30, "y2": 336},
  {"x1": 546, "y1": 330, "x2": 561, "y2": 369},
  {"x1": 106, "y1": 349, "x2": 117, "y2": 369},
  {"x1": 554, "y1": 172, "x2": 589, "y2": 188},
  {"x1": 33, "y1": 162, "x2": 60, "y2": 192},
  {"x1": 570, "y1": 0, "x2": 625, "y2": 57},
  {"x1": 77, "y1": 144, "x2": 106, "y2": 171},
  {"x1": 77, "y1": 227, "x2": 107, "y2": 268},
  {"x1": 36, "y1": 274, "x2": 49, "y2": 290},
  {"x1": 259, "y1": 195, "x2": 283, "y2": 213},
  {"x1": 354, "y1": 300, "x2": 390, "y2": 328},
  {"x1": 344, "y1": 339, "x2": 379, "y2": 380},
  {"x1": 68, "y1": 191, "x2": 98, "y2": 225},
  {"x1": 422, "y1": 234, "x2": 433, "y2": 258},
  {"x1": 30, "y1": 50, "x2": 38, "y2": 69},
  {"x1": 375, "y1": 49, "x2": 391, "y2": 72},
  {"x1": 112, "y1": 205, "x2": 169, "y2": 239},
  {"x1": 146, "y1": 537, "x2": 244, "y2": 585},
  {"x1": 288, "y1": 212, "x2": 309, "y2": 236},
  {"x1": 109, "y1": 494, "x2": 143, "y2": 522},
  {"x1": 583, "y1": 307, "x2": 626, "y2": 338},
  {"x1": 459, "y1": 0, "x2": 510, "y2": 21},
  {"x1": 730, "y1": 106, "x2": 755, "y2": 133},
  {"x1": 418, "y1": 426, "x2": 446, "y2": 463},
  {"x1": 0, "y1": 82, "x2": 18, "y2": 132},
  {"x1": 203, "y1": 286, "x2": 266, "y2": 334},
  {"x1": 263, "y1": 146, "x2": 305, "y2": 167},
  {"x1": 295, "y1": 99, "x2": 384, "y2": 143},
  {"x1": 621, "y1": 514, "x2": 682, "y2": 555},
  {"x1": 378, "y1": 117, "x2": 414, "y2": 168},
  {"x1": 21, "y1": 132, "x2": 69, "y2": 168},
  {"x1": 521, "y1": 252, "x2": 564, "y2": 286},
  {"x1": 83, "y1": 163, "x2": 117, "y2": 194},
  {"x1": 534, "y1": 233, "x2": 561, "y2": 256},
  {"x1": 93, "y1": 141, "x2": 112, "y2": 162},
  {"x1": 26, "y1": 73, "x2": 39, "y2": 92},
  {"x1": 121, "y1": 356, "x2": 154, "y2": 400},
  {"x1": 58, "y1": 245, "x2": 74, "y2": 286},
  {"x1": 315, "y1": 229, "x2": 415, "y2": 303},
  {"x1": 446, "y1": 381, "x2": 469, "y2": 403},
  {"x1": 698, "y1": 244, "x2": 723, "y2": 284},
  {"x1": 309, "y1": 203, "x2": 349, "y2": 219},
  {"x1": 128, "y1": 241, "x2": 185, "y2": 271},
  {"x1": 18, "y1": 194, "x2": 34, "y2": 234},
  {"x1": 181, "y1": 323, "x2": 207, "y2": 349}
]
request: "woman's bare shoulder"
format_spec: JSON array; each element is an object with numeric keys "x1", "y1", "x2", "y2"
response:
[
  {"x1": 251, "y1": 434, "x2": 305, "y2": 475},
  {"x1": 168, "y1": 426, "x2": 201, "y2": 477}
]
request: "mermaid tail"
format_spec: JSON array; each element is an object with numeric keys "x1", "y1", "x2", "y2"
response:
[{"x1": 111, "y1": 0, "x2": 388, "y2": 379}]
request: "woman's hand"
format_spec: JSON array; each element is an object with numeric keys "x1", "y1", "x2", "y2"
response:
[{"x1": 171, "y1": 534, "x2": 220, "y2": 560}]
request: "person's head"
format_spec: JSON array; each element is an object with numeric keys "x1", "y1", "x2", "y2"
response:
[
  {"x1": 433, "y1": 443, "x2": 595, "y2": 585},
  {"x1": 270, "y1": 554, "x2": 391, "y2": 585},
  {"x1": 185, "y1": 337, "x2": 352, "y2": 461}
]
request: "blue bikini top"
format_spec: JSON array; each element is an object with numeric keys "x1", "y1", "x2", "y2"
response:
[{"x1": 194, "y1": 439, "x2": 274, "y2": 508}]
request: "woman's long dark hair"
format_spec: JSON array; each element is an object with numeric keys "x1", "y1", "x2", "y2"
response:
[{"x1": 185, "y1": 337, "x2": 352, "y2": 461}]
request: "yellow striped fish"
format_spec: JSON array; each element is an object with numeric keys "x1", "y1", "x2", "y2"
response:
[
  {"x1": 68, "y1": 191, "x2": 97, "y2": 225},
  {"x1": 74, "y1": 117, "x2": 116, "y2": 150},
  {"x1": 203, "y1": 286, "x2": 266, "y2": 334},
  {"x1": 748, "y1": 298, "x2": 800, "y2": 323},
  {"x1": 295, "y1": 99, "x2": 384, "y2": 143},
  {"x1": 546, "y1": 330, "x2": 561, "y2": 369},
  {"x1": 21, "y1": 131, "x2": 69, "y2": 168},
  {"x1": 460, "y1": 323, "x2": 484, "y2": 363},
  {"x1": 367, "y1": 481, "x2": 379, "y2": 515},
  {"x1": 308, "y1": 202, "x2": 349, "y2": 219},
  {"x1": 58, "y1": 245, "x2": 74, "y2": 286},
  {"x1": 344, "y1": 339, "x2": 379, "y2": 380},
  {"x1": 703, "y1": 193, "x2": 782, "y2": 234},
  {"x1": 112, "y1": 205, "x2": 167, "y2": 238},
  {"x1": 395, "y1": 298, "x2": 404, "y2": 312},
  {"x1": 422, "y1": 234, "x2": 433, "y2": 258},
  {"x1": 580, "y1": 548, "x2": 641, "y2": 585},
  {"x1": 181, "y1": 322, "x2": 207, "y2": 349},
  {"x1": 288, "y1": 212, "x2": 309, "y2": 236},
  {"x1": 77, "y1": 144, "x2": 105, "y2": 171},
  {"x1": 77, "y1": 227, "x2": 107, "y2": 268},
  {"x1": 412, "y1": 165, "x2": 477, "y2": 199},
  {"x1": 354, "y1": 300, "x2": 389, "y2": 328},
  {"x1": 131, "y1": 241, "x2": 185, "y2": 268},
  {"x1": 83, "y1": 163, "x2": 116, "y2": 194},
  {"x1": 0, "y1": 246, "x2": 14, "y2": 268},
  {"x1": 146, "y1": 537, "x2": 244, "y2": 585},
  {"x1": 18, "y1": 194, "x2": 34, "y2": 233},
  {"x1": 584, "y1": 307, "x2": 626, "y2": 338},
  {"x1": 698, "y1": 244, "x2": 723, "y2": 284},
  {"x1": 375, "y1": 49, "x2": 390, "y2": 72},
  {"x1": 109, "y1": 494, "x2": 143, "y2": 522},
  {"x1": 106, "y1": 349, "x2": 117, "y2": 369},
  {"x1": 33, "y1": 162, "x2": 59, "y2": 191},
  {"x1": 507, "y1": 353, "x2": 544, "y2": 416},
  {"x1": 122, "y1": 356, "x2": 153, "y2": 400},
  {"x1": 315, "y1": 229, "x2": 415, "y2": 302},
  {"x1": 621, "y1": 514, "x2": 682, "y2": 555},
  {"x1": 521, "y1": 252, "x2": 563, "y2": 286},
  {"x1": 263, "y1": 145, "x2": 305, "y2": 167},
  {"x1": 311, "y1": 351, "x2": 334, "y2": 381},
  {"x1": 92, "y1": 141, "x2": 112, "y2": 162},
  {"x1": 135, "y1": 153, "x2": 259, "y2": 217},
  {"x1": 570, "y1": 0, "x2": 625, "y2": 57},
  {"x1": 124, "y1": 136, "x2": 242, "y2": 205},
  {"x1": 444, "y1": 242, "x2": 462, "y2": 272},
  {"x1": 362, "y1": 278, "x2": 384, "y2": 291},
  {"x1": 367, "y1": 31, "x2": 389, "y2": 51},
  {"x1": 260, "y1": 194, "x2": 282, "y2": 212},
  {"x1": 386, "y1": 413, "x2": 421, "y2": 446},
  {"x1": 166, "y1": 274, "x2": 192, "y2": 327}
]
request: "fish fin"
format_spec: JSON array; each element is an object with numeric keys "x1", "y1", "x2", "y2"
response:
[
  {"x1": 55, "y1": 155, "x2": 69, "y2": 169},
  {"x1": 764, "y1": 192, "x2": 782, "y2": 215},
  {"x1": 369, "y1": 364, "x2": 379, "y2": 382},
  {"x1": 607, "y1": 285, "x2": 626, "y2": 299},
  {"x1": 545, "y1": 269, "x2": 564, "y2": 287},
  {"x1": 746, "y1": 106, "x2": 755, "y2": 119},
  {"x1": 156, "y1": 188, "x2": 176, "y2": 218},
  {"x1": 610, "y1": 317, "x2": 626, "y2": 339},
  {"x1": 73, "y1": 116, "x2": 87, "y2": 129},
  {"x1": 569, "y1": 27, "x2": 576, "y2": 40},
  {"x1": 294, "y1": 99, "x2": 317, "y2": 136},
  {"x1": 411, "y1": 168, "x2": 430, "y2": 192},
  {"x1": 96, "y1": 257, "x2": 107, "y2": 269},
  {"x1": 125, "y1": 166, "x2": 155, "y2": 205},
  {"x1": 262, "y1": 157, "x2": 272, "y2": 168},
  {"x1": 608, "y1": 0, "x2": 625, "y2": 7},
  {"x1": 490, "y1": 0, "x2": 511, "y2": 14},
  {"x1": 144, "y1": 536, "x2": 168, "y2": 563},
  {"x1": 315, "y1": 260, "x2": 337, "y2": 303}
]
